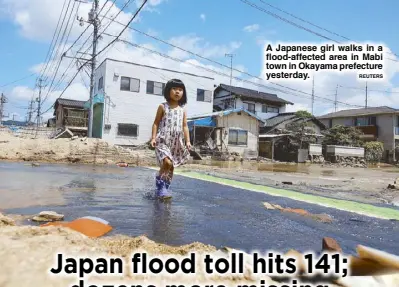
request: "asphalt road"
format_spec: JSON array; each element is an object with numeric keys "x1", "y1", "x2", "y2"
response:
[{"x1": 3, "y1": 163, "x2": 399, "y2": 256}]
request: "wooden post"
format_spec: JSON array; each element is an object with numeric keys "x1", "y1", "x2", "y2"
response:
[
  {"x1": 271, "y1": 138, "x2": 275, "y2": 161},
  {"x1": 193, "y1": 124, "x2": 196, "y2": 148}
]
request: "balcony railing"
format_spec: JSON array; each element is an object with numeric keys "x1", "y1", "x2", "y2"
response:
[{"x1": 355, "y1": 125, "x2": 378, "y2": 137}]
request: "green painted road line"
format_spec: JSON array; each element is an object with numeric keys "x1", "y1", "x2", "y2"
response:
[{"x1": 146, "y1": 167, "x2": 399, "y2": 220}]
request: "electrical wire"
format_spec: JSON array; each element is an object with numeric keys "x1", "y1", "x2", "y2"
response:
[
  {"x1": 240, "y1": 0, "x2": 399, "y2": 63},
  {"x1": 100, "y1": 18, "x2": 362, "y2": 107},
  {"x1": 105, "y1": 34, "x2": 363, "y2": 108},
  {"x1": 39, "y1": 0, "x2": 148, "y2": 116}
]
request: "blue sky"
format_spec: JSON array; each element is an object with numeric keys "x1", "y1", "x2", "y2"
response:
[{"x1": 1, "y1": 0, "x2": 399, "y2": 122}]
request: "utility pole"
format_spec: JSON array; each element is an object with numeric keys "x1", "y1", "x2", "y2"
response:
[
  {"x1": 311, "y1": 76, "x2": 315, "y2": 115},
  {"x1": 334, "y1": 84, "x2": 338, "y2": 112},
  {"x1": 36, "y1": 78, "x2": 44, "y2": 130},
  {"x1": 365, "y1": 82, "x2": 368, "y2": 108},
  {"x1": 27, "y1": 97, "x2": 34, "y2": 125},
  {"x1": 88, "y1": 0, "x2": 99, "y2": 138},
  {"x1": 225, "y1": 54, "x2": 234, "y2": 86},
  {"x1": 0, "y1": 93, "x2": 7, "y2": 126}
]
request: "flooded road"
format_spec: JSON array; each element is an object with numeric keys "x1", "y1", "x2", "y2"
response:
[{"x1": 1, "y1": 161, "x2": 398, "y2": 256}]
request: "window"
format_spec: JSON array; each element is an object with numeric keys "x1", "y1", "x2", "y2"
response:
[
  {"x1": 120, "y1": 76, "x2": 140, "y2": 92},
  {"x1": 98, "y1": 76, "x2": 103, "y2": 91},
  {"x1": 243, "y1": 102, "x2": 255, "y2": 113},
  {"x1": 262, "y1": 104, "x2": 279, "y2": 113},
  {"x1": 147, "y1": 80, "x2": 165, "y2": 95},
  {"x1": 117, "y1": 123, "x2": 138, "y2": 137},
  {"x1": 228, "y1": 129, "x2": 248, "y2": 145},
  {"x1": 197, "y1": 89, "x2": 212, "y2": 102}
]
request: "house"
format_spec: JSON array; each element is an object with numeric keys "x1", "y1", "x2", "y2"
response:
[
  {"x1": 317, "y1": 106, "x2": 399, "y2": 162},
  {"x1": 259, "y1": 112, "x2": 326, "y2": 161},
  {"x1": 213, "y1": 84, "x2": 293, "y2": 120},
  {"x1": 187, "y1": 107, "x2": 265, "y2": 158},
  {"x1": 53, "y1": 98, "x2": 88, "y2": 134},
  {"x1": 91, "y1": 58, "x2": 216, "y2": 146}
]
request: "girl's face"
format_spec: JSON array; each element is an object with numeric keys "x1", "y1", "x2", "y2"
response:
[{"x1": 170, "y1": 86, "x2": 184, "y2": 102}]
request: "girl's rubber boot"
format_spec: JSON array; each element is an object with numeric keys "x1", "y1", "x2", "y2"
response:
[
  {"x1": 155, "y1": 175, "x2": 162, "y2": 197},
  {"x1": 158, "y1": 177, "x2": 172, "y2": 200}
]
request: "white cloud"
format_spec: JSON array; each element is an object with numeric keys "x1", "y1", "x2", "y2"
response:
[
  {"x1": 167, "y1": 34, "x2": 241, "y2": 59},
  {"x1": 243, "y1": 24, "x2": 259, "y2": 32},
  {"x1": 200, "y1": 14, "x2": 206, "y2": 21},
  {"x1": 4, "y1": 0, "x2": 399, "y2": 121}
]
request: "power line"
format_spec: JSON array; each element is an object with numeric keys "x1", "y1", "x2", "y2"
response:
[
  {"x1": 39, "y1": 0, "x2": 148, "y2": 117},
  {"x1": 240, "y1": 0, "x2": 399, "y2": 62},
  {"x1": 101, "y1": 17, "x2": 364, "y2": 109},
  {"x1": 95, "y1": 0, "x2": 147, "y2": 58},
  {"x1": 311, "y1": 76, "x2": 315, "y2": 114},
  {"x1": 105, "y1": 34, "x2": 363, "y2": 109},
  {"x1": 334, "y1": 85, "x2": 338, "y2": 112},
  {"x1": 0, "y1": 73, "x2": 36, "y2": 88}
]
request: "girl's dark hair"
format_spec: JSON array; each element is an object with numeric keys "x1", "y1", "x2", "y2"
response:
[{"x1": 163, "y1": 78, "x2": 187, "y2": 106}]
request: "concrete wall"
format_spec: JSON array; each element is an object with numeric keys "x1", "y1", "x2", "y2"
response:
[
  {"x1": 326, "y1": 145, "x2": 364, "y2": 157},
  {"x1": 216, "y1": 112, "x2": 260, "y2": 157},
  {"x1": 377, "y1": 114, "x2": 395, "y2": 150},
  {"x1": 95, "y1": 59, "x2": 216, "y2": 146}
]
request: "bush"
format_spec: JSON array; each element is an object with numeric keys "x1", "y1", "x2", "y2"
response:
[{"x1": 364, "y1": 141, "x2": 384, "y2": 162}]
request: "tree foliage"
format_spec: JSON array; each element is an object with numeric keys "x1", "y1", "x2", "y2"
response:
[
  {"x1": 322, "y1": 125, "x2": 363, "y2": 147},
  {"x1": 284, "y1": 110, "x2": 317, "y2": 149},
  {"x1": 364, "y1": 141, "x2": 384, "y2": 162}
]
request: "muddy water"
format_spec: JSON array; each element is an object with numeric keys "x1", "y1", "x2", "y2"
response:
[{"x1": 1, "y1": 161, "x2": 399, "y2": 255}]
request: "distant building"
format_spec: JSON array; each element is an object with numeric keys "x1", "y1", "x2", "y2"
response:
[
  {"x1": 317, "y1": 106, "x2": 399, "y2": 162},
  {"x1": 187, "y1": 108, "x2": 265, "y2": 158},
  {"x1": 92, "y1": 58, "x2": 216, "y2": 146},
  {"x1": 53, "y1": 98, "x2": 88, "y2": 133},
  {"x1": 213, "y1": 84, "x2": 293, "y2": 120},
  {"x1": 259, "y1": 112, "x2": 326, "y2": 161}
]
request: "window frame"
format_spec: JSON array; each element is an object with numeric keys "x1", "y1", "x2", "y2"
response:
[
  {"x1": 146, "y1": 80, "x2": 165, "y2": 96},
  {"x1": 120, "y1": 76, "x2": 140, "y2": 92},
  {"x1": 228, "y1": 129, "x2": 248, "y2": 146},
  {"x1": 117, "y1": 123, "x2": 139, "y2": 137},
  {"x1": 197, "y1": 88, "x2": 212, "y2": 102}
]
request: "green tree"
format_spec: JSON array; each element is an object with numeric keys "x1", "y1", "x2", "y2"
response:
[
  {"x1": 284, "y1": 110, "x2": 316, "y2": 149},
  {"x1": 322, "y1": 125, "x2": 363, "y2": 146},
  {"x1": 364, "y1": 141, "x2": 384, "y2": 162}
]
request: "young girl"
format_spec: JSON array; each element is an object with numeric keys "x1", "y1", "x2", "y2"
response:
[{"x1": 150, "y1": 79, "x2": 191, "y2": 199}]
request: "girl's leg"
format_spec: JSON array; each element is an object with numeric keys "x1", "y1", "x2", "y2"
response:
[{"x1": 158, "y1": 157, "x2": 173, "y2": 198}]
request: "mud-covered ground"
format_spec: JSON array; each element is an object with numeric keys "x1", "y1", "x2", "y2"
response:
[
  {"x1": 1, "y1": 130, "x2": 399, "y2": 206},
  {"x1": 179, "y1": 162, "x2": 399, "y2": 206}
]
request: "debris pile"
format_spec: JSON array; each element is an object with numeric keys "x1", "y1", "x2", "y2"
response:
[
  {"x1": 31, "y1": 211, "x2": 64, "y2": 222},
  {"x1": 0, "y1": 131, "x2": 157, "y2": 166},
  {"x1": 322, "y1": 156, "x2": 367, "y2": 168},
  {"x1": 387, "y1": 177, "x2": 399, "y2": 190}
]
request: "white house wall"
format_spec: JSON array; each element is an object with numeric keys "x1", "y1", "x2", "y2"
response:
[{"x1": 95, "y1": 59, "x2": 216, "y2": 146}]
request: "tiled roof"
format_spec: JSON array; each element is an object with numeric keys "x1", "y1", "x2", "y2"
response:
[
  {"x1": 215, "y1": 84, "x2": 293, "y2": 105},
  {"x1": 318, "y1": 106, "x2": 399, "y2": 119},
  {"x1": 55, "y1": 98, "x2": 86, "y2": 109},
  {"x1": 188, "y1": 107, "x2": 265, "y2": 123},
  {"x1": 263, "y1": 113, "x2": 296, "y2": 127}
]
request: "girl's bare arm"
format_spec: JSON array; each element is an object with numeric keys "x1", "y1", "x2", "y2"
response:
[
  {"x1": 182, "y1": 110, "x2": 191, "y2": 146},
  {"x1": 151, "y1": 104, "x2": 164, "y2": 141}
]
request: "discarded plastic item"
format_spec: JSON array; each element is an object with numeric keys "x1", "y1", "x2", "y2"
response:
[
  {"x1": 117, "y1": 162, "x2": 128, "y2": 167},
  {"x1": 40, "y1": 216, "x2": 112, "y2": 238}
]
